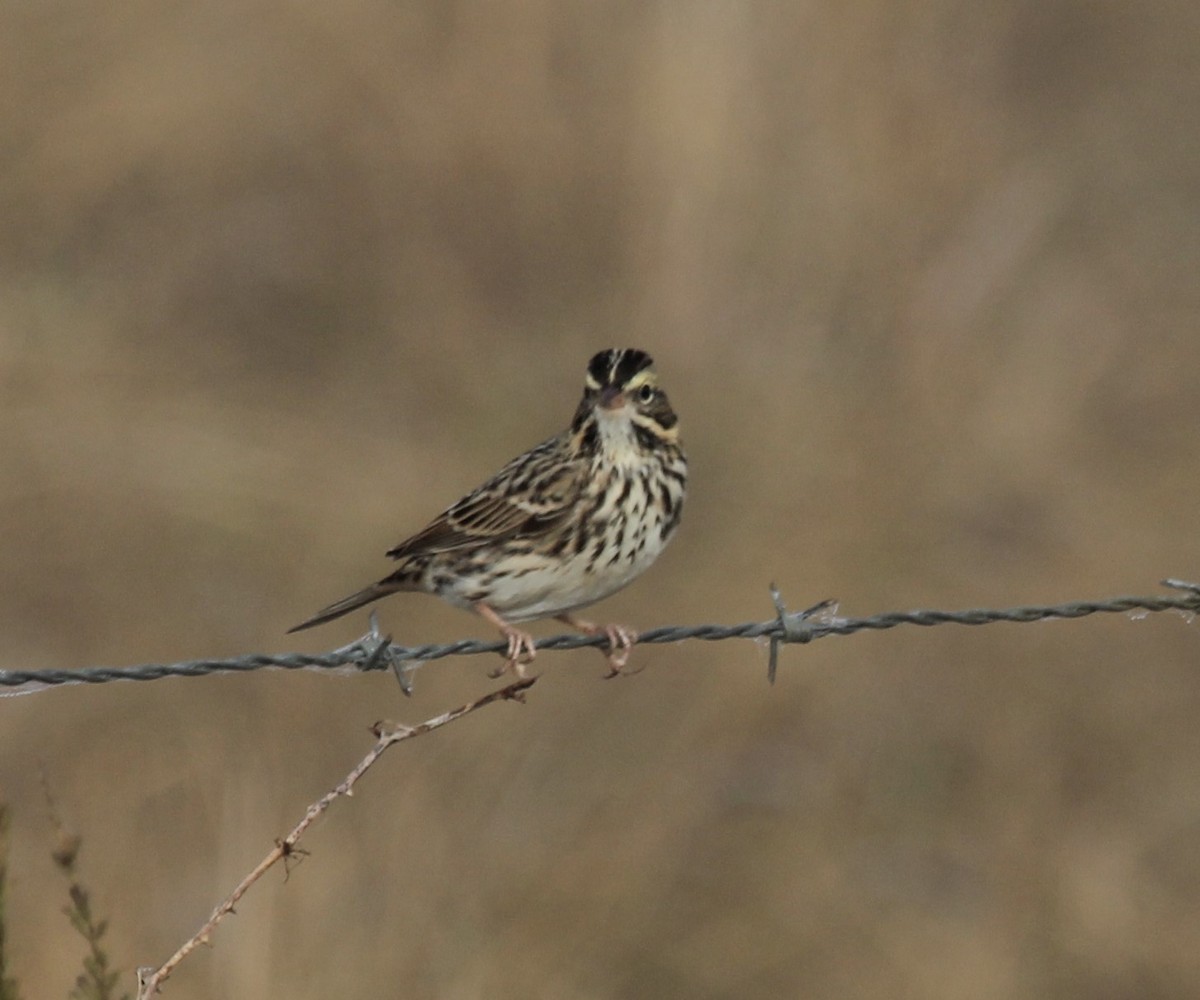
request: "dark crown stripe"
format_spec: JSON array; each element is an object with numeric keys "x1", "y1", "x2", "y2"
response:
[
  {"x1": 587, "y1": 348, "x2": 654, "y2": 388},
  {"x1": 586, "y1": 351, "x2": 614, "y2": 386},
  {"x1": 612, "y1": 349, "x2": 653, "y2": 387}
]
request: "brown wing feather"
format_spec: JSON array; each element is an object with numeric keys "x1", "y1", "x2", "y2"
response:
[{"x1": 386, "y1": 435, "x2": 585, "y2": 559}]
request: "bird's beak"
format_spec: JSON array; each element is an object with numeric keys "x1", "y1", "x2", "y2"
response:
[{"x1": 598, "y1": 387, "x2": 627, "y2": 410}]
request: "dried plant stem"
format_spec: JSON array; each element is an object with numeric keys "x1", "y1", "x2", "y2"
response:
[{"x1": 136, "y1": 675, "x2": 536, "y2": 998}]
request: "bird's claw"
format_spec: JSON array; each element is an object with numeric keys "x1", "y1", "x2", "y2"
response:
[
  {"x1": 599, "y1": 624, "x2": 638, "y2": 678},
  {"x1": 488, "y1": 627, "x2": 537, "y2": 678}
]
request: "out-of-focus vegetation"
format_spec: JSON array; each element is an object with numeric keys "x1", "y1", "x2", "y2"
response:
[{"x1": 2, "y1": 2, "x2": 1199, "y2": 997}]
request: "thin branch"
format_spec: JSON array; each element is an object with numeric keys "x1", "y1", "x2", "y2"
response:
[
  {"x1": 134, "y1": 675, "x2": 537, "y2": 998},
  {"x1": 2, "y1": 579, "x2": 1198, "y2": 695}
]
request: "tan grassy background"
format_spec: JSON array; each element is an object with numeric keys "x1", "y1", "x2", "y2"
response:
[{"x1": 2, "y1": 2, "x2": 1200, "y2": 997}]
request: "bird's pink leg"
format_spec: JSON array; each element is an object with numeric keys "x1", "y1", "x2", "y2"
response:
[
  {"x1": 557, "y1": 613, "x2": 639, "y2": 677},
  {"x1": 475, "y1": 602, "x2": 537, "y2": 678}
]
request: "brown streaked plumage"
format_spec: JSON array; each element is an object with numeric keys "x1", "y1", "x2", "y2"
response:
[{"x1": 289, "y1": 348, "x2": 687, "y2": 676}]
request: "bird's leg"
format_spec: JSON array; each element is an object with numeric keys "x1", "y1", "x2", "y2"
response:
[
  {"x1": 557, "y1": 613, "x2": 639, "y2": 677},
  {"x1": 475, "y1": 602, "x2": 537, "y2": 678}
]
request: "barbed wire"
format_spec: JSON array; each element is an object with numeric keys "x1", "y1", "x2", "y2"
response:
[{"x1": 3, "y1": 578, "x2": 1197, "y2": 697}]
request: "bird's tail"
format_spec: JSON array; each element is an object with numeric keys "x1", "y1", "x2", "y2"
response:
[{"x1": 287, "y1": 579, "x2": 407, "y2": 634}]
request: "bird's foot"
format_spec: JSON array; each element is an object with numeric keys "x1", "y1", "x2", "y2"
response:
[
  {"x1": 558, "y1": 614, "x2": 639, "y2": 677},
  {"x1": 488, "y1": 625, "x2": 538, "y2": 678},
  {"x1": 476, "y1": 602, "x2": 537, "y2": 678}
]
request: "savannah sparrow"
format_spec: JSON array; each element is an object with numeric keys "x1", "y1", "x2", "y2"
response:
[{"x1": 289, "y1": 348, "x2": 687, "y2": 676}]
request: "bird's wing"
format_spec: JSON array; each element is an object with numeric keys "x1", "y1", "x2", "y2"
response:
[{"x1": 387, "y1": 439, "x2": 585, "y2": 559}]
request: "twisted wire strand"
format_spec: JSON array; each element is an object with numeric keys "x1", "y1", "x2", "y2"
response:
[{"x1": 2, "y1": 579, "x2": 1197, "y2": 694}]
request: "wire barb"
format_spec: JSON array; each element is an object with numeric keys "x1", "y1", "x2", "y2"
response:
[
  {"x1": 1163, "y1": 577, "x2": 1200, "y2": 595},
  {"x1": 767, "y1": 585, "x2": 838, "y2": 684},
  {"x1": 3, "y1": 579, "x2": 1199, "y2": 695},
  {"x1": 356, "y1": 612, "x2": 394, "y2": 674},
  {"x1": 358, "y1": 609, "x2": 416, "y2": 695}
]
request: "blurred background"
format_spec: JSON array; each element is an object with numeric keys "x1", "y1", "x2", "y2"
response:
[{"x1": 2, "y1": 2, "x2": 1200, "y2": 997}]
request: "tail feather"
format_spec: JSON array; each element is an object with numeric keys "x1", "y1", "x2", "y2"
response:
[{"x1": 287, "y1": 580, "x2": 404, "y2": 634}]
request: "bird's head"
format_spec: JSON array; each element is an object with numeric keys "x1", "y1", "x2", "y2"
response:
[{"x1": 572, "y1": 348, "x2": 680, "y2": 457}]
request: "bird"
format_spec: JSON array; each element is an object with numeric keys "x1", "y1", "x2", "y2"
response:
[{"x1": 288, "y1": 348, "x2": 687, "y2": 677}]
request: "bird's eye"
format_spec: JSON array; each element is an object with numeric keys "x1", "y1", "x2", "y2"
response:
[{"x1": 637, "y1": 384, "x2": 655, "y2": 404}]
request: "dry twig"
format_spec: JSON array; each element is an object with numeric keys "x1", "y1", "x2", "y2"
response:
[{"x1": 135, "y1": 675, "x2": 536, "y2": 998}]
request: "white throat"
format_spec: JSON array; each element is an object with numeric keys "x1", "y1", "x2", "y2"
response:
[{"x1": 594, "y1": 406, "x2": 644, "y2": 468}]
